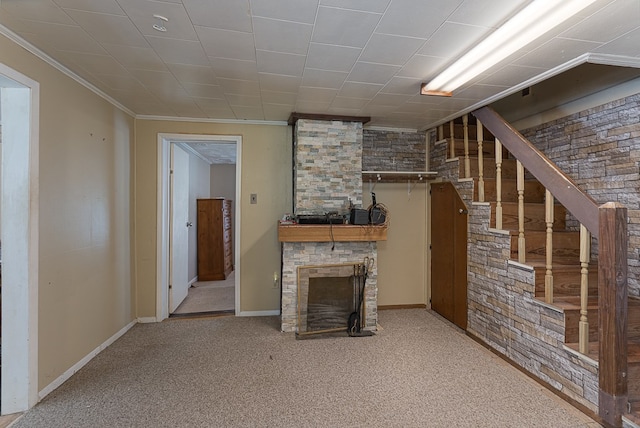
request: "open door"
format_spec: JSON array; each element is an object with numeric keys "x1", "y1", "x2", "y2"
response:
[
  {"x1": 431, "y1": 181, "x2": 468, "y2": 330},
  {"x1": 169, "y1": 144, "x2": 190, "y2": 313}
]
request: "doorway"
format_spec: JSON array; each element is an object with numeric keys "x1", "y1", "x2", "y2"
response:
[
  {"x1": 0, "y1": 64, "x2": 39, "y2": 414},
  {"x1": 157, "y1": 134, "x2": 241, "y2": 321},
  {"x1": 431, "y1": 181, "x2": 468, "y2": 330}
]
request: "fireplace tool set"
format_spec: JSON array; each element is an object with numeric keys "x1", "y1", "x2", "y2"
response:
[{"x1": 348, "y1": 257, "x2": 375, "y2": 337}]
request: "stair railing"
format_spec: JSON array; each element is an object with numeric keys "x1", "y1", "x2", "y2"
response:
[
  {"x1": 477, "y1": 121, "x2": 485, "y2": 202},
  {"x1": 495, "y1": 138, "x2": 503, "y2": 229},
  {"x1": 471, "y1": 106, "x2": 628, "y2": 427}
]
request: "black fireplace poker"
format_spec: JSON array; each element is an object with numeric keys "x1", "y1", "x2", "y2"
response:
[{"x1": 348, "y1": 257, "x2": 375, "y2": 337}]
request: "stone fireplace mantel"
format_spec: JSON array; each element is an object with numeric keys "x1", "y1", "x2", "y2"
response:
[{"x1": 278, "y1": 223, "x2": 387, "y2": 242}]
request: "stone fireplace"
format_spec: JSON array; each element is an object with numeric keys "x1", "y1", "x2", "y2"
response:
[{"x1": 279, "y1": 117, "x2": 383, "y2": 333}]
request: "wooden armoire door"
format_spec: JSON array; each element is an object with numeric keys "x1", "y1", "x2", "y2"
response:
[{"x1": 431, "y1": 182, "x2": 468, "y2": 330}]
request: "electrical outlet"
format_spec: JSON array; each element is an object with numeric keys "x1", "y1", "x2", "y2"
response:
[
  {"x1": 273, "y1": 272, "x2": 279, "y2": 288},
  {"x1": 250, "y1": 193, "x2": 257, "y2": 204}
]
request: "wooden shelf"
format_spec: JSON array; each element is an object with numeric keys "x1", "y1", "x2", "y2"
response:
[
  {"x1": 278, "y1": 223, "x2": 387, "y2": 242},
  {"x1": 362, "y1": 170, "x2": 437, "y2": 183}
]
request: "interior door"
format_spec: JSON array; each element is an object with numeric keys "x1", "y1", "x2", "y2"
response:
[
  {"x1": 431, "y1": 181, "x2": 468, "y2": 329},
  {"x1": 169, "y1": 144, "x2": 190, "y2": 313}
]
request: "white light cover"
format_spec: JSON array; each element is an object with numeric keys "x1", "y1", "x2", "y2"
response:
[{"x1": 423, "y1": 0, "x2": 597, "y2": 95}]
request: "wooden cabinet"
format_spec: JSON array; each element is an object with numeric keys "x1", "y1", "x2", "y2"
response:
[{"x1": 197, "y1": 198, "x2": 233, "y2": 281}]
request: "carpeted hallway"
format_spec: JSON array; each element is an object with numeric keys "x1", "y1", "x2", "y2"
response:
[{"x1": 9, "y1": 310, "x2": 600, "y2": 427}]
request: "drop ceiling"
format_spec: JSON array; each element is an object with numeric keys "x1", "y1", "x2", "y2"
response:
[{"x1": 1, "y1": 0, "x2": 640, "y2": 130}]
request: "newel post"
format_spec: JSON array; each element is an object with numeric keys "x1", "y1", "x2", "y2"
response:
[{"x1": 598, "y1": 202, "x2": 628, "y2": 427}]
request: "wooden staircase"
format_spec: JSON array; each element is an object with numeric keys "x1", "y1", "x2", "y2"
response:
[{"x1": 447, "y1": 117, "x2": 640, "y2": 424}]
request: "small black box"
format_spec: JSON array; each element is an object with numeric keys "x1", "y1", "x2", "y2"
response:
[
  {"x1": 350, "y1": 209, "x2": 369, "y2": 225},
  {"x1": 370, "y1": 207, "x2": 386, "y2": 224}
]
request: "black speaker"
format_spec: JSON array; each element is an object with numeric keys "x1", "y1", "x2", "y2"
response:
[{"x1": 350, "y1": 209, "x2": 369, "y2": 225}]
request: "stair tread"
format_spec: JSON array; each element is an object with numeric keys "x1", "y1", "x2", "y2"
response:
[{"x1": 536, "y1": 295, "x2": 598, "y2": 310}]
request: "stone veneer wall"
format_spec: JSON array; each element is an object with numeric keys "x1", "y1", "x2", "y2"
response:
[
  {"x1": 295, "y1": 119, "x2": 363, "y2": 213},
  {"x1": 427, "y1": 101, "x2": 635, "y2": 411},
  {"x1": 362, "y1": 129, "x2": 426, "y2": 171},
  {"x1": 281, "y1": 241, "x2": 377, "y2": 332},
  {"x1": 519, "y1": 94, "x2": 640, "y2": 297}
]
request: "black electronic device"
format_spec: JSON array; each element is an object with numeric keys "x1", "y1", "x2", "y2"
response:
[{"x1": 350, "y1": 208, "x2": 369, "y2": 225}]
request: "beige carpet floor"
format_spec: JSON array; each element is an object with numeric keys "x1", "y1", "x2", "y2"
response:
[
  {"x1": 9, "y1": 309, "x2": 601, "y2": 427},
  {"x1": 173, "y1": 272, "x2": 235, "y2": 314}
]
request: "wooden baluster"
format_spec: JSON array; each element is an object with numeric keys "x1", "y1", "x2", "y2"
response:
[
  {"x1": 495, "y1": 138, "x2": 503, "y2": 229},
  {"x1": 477, "y1": 120, "x2": 485, "y2": 202},
  {"x1": 517, "y1": 160, "x2": 525, "y2": 263},
  {"x1": 579, "y1": 224, "x2": 591, "y2": 354},
  {"x1": 449, "y1": 120, "x2": 455, "y2": 159},
  {"x1": 438, "y1": 124, "x2": 444, "y2": 141},
  {"x1": 545, "y1": 189, "x2": 554, "y2": 304},
  {"x1": 463, "y1": 114, "x2": 470, "y2": 178}
]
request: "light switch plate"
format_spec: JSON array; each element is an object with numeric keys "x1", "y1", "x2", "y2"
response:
[{"x1": 250, "y1": 193, "x2": 257, "y2": 204}]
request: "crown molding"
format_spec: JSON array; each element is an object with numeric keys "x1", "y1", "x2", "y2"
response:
[
  {"x1": 136, "y1": 114, "x2": 288, "y2": 126},
  {"x1": 0, "y1": 24, "x2": 135, "y2": 118}
]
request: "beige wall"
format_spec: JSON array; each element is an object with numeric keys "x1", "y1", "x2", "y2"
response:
[
  {"x1": 0, "y1": 34, "x2": 135, "y2": 390},
  {"x1": 134, "y1": 120, "x2": 291, "y2": 315},
  {"x1": 362, "y1": 183, "x2": 428, "y2": 306}
]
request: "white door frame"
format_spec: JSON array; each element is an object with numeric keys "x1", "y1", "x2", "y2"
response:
[
  {"x1": 156, "y1": 133, "x2": 241, "y2": 321},
  {"x1": 0, "y1": 63, "x2": 40, "y2": 414}
]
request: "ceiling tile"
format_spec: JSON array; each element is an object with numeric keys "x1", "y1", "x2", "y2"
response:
[
  {"x1": 297, "y1": 87, "x2": 338, "y2": 102},
  {"x1": 209, "y1": 58, "x2": 259, "y2": 81},
  {"x1": 594, "y1": 26, "x2": 640, "y2": 56},
  {"x1": 479, "y1": 64, "x2": 546, "y2": 87},
  {"x1": 455, "y1": 83, "x2": 509, "y2": 100},
  {"x1": 419, "y1": 22, "x2": 489, "y2": 58},
  {"x1": 397, "y1": 54, "x2": 447, "y2": 79},
  {"x1": 194, "y1": 97, "x2": 232, "y2": 110},
  {"x1": 117, "y1": 0, "x2": 198, "y2": 41},
  {"x1": 91, "y1": 73, "x2": 146, "y2": 91},
  {"x1": 166, "y1": 64, "x2": 219, "y2": 85},
  {"x1": 312, "y1": 6, "x2": 381, "y2": 48},
  {"x1": 170, "y1": 100, "x2": 206, "y2": 117},
  {"x1": 216, "y1": 78, "x2": 261, "y2": 96},
  {"x1": 305, "y1": 43, "x2": 362, "y2": 72},
  {"x1": 195, "y1": 26, "x2": 255, "y2": 61},
  {"x1": 226, "y1": 94, "x2": 262, "y2": 107},
  {"x1": 64, "y1": 11, "x2": 150, "y2": 47},
  {"x1": 146, "y1": 36, "x2": 210, "y2": 66},
  {"x1": 55, "y1": 0, "x2": 126, "y2": 15},
  {"x1": 253, "y1": 17, "x2": 313, "y2": 55},
  {"x1": 319, "y1": 0, "x2": 390, "y2": 13},
  {"x1": 359, "y1": 33, "x2": 425, "y2": 66},
  {"x1": 347, "y1": 62, "x2": 401, "y2": 84},
  {"x1": 260, "y1": 90, "x2": 298, "y2": 105},
  {"x1": 330, "y1": 97, "x2": 369, "y2": 109},
  {"x1": 230, "y1": 105, "x2": 264, "y2": 119},
  {"x1": 380, "y1": 76, "x2": 422, "y2": 95},
  {"x1": 181, "y1": 82, "x2": 226, "y2": 99},
  {"x1": 63, "y1": 52, "x2": 130, "y2": 75},
  {"x1": 263, "y1": 103, "x2": 295, "y2": 121},
  {"x1": 250, "y1": 0, "x2": 318, "y2": 23},
  {"x1": 513, "y1": 38, "x2": 601, "y2": 69},
  {"x1": 338, "y1": 81, "x2": 383, "y2": 98},
  {"x1": 12, "y1": 21, "x2": 106, "y2": 54},
  {"x1": 302, "y1": 69, "x2": 348, "y2": 89},
  {"x1": 256, "y1": 50, "x2": 306, "y2": 76},
  {"x1": 295, "y1": 100, "x2": 332, "y2": 112},
  {"x1": 258, "y1": 73, "x2": 303, "y2": 92},
  {"x1": 446, "y1": 0, "x2": 528, "y2": 28},
  {"x1": 101, "y1": 43, "x2": 166, "y2": 71},
  {"x1": 183, "y1": 0, "x2": 252, "y2": 32},
  {"x1": 565, "y1": 0, "x2": 640, "y2": 42},
  {"x1": 1, "y1": 0, "x2": 75, "y2": 25},
  {"x1": 376, "y1": 0, "x2": 462, "y2": 39},
  {"x1": 369, "y1": 93, "x2": 412, "y2": 107}
]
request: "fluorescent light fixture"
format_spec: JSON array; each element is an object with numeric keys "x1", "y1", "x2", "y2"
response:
[{"x1": 421, "y1": 0, "x2": 597, "y2": 96}]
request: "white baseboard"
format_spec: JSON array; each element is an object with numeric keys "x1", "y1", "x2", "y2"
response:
[
  {"x1": 137, "y1": 317, "x2": 158, "y2": 323},
  {"x1": 239, "y1": 310, "x2": 280, "y2": 317},
  {"x1": 39, "y1": 319, "x2": 137, "y2": 399},
  {"x1": 188, "y1": 276, "x2": 198, "y2": 286}
]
